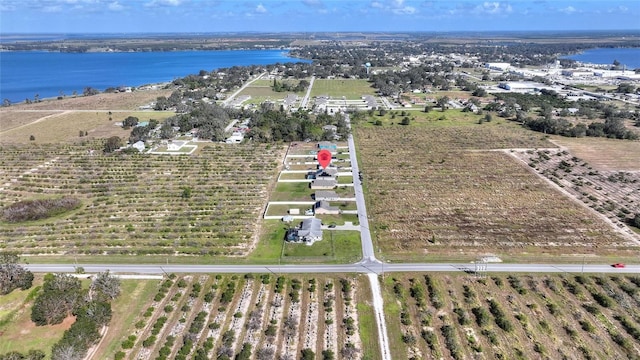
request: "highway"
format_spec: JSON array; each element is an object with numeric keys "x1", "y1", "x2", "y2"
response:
[
  {"x1": 24, "y1": 263, "x2": 640, "y2": 275},
  {"x1": 19, "y1": 112, "x2": 640, "y2": 360}
]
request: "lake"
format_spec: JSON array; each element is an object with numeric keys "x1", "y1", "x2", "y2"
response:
[
  {"x1": 0, "y1": 50, "x2": 308, "y2": 103},
  {"x1": 562, "y1": 47, "x2": 640, "y2": 69}
]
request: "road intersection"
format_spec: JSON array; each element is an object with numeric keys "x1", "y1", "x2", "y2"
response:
[{"x1": 22, "y1": 114, "x2": 640, "y2": 360}]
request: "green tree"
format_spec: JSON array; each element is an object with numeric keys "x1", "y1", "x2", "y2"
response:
[
  {"x1": 103, "y1": 136, "x2": 123, "y2": 153},
  {"x1": 121, "y1": 116, "x2": 139, "y2": 129},
  {"x1": 300, "y1": 349, "x2": 315, "y2": 360},
  {"x1": 90, "y1": 271, "x2": 121, "y2": 302},
  {"x1": 437, "y1": 96, "x2": 450, "y2": 112},
  {"x1": 0, "y1": 252, "x2": 34, "y2": 295}
]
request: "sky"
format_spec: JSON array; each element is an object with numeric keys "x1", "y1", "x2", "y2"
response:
[{"x1": 1, "y1": 0, "x2": 639, "y2": 34}]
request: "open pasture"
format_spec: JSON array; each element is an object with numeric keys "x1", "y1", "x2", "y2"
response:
[
  {"x1": 550, "y1": 136, "x2": 640, "y2": 171},
  {"x1": 383, "y1": 273, "x2": 640, "y2": 360},
  {"x1": 355, "y1": 118, "x2": 636, "y2": 262},
  {"x1": 4, "y1": 89, "x2": 172, "y2": 111},
  {"x1": 0, "y1": 111, "x2": 173, "y2": 144},
  {"x1": 102, "y1": 273, "x2": 377, "y2": 360},
  {"x1": 0, "y1": 142, "x2": 285, "y2": 261},
  {"x1": 0, "y1": 111, "x2": 59, "y2": 133},
  {"x1": 310, "y1": 79, "x2": 377, "y2": 100}
]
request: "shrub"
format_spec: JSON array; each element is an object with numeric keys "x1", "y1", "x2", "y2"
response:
[{"x1": 3, "y1": 197, "x2": 81, "y2": 223}]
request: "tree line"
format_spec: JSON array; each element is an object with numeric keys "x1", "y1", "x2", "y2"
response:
[{"x1": 0, "y1": 254, "x2": 121, "y2": 360}]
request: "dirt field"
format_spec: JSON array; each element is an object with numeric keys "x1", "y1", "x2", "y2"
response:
[
  {"x1": 550, "y1": 136, "x2": 640, "y2": 171},
  {"x1": 0, "y1": 111, "x2": 59, "y2": 132},
  {"x1": 510, "y1": 148, "x2": 640, "y2": 244},
  {"x1": 0, "y1": 111, "x2": 173, "y2": 144},
  {"x1": 355, "y1": 118, "x2": 638, "y2": 262},
  {"x1": 383, "y1": 273, "x2": 640, "y2": 360},
  {"x1": 3, "y1": 89, "x2": 171, "y2": 111}
]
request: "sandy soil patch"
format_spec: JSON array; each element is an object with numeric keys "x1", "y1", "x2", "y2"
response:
[
  {"x1": 550, "y1": 137, "x2": 640, "y2": 171},
  {"x1": 5, "y1": 89, "x2": 172, "y2": 111}
]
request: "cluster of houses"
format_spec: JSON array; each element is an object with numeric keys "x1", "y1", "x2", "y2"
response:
[{"x1": 285, "y1": 141, "x2": 343, "y2": 245}]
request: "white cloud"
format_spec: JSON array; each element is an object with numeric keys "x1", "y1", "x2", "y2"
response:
[
  {"x1": 370, "y1": 0, "x2": 417, "y2": 15},
  {"x1": 42, "y1": 5, "x2": 63, "y2": 12},
  {"x1": 255, "y1": 3, "x2": 266, "y2": 13},
  {"x1": 393, "y1": 6, "x2": 416, "y2": 15},
  {"x1": 145, "y1": 0, "x2": 183, "y2": 7},
  {"x1": 108, "y1": 1, "x2": 123, "y2": 11},
  {"x1": 473, "y1": 2, "x2": 512, "y2": 15},
  {"x1": 560, "y1": 5, "x2": 576, "y2": 14}
]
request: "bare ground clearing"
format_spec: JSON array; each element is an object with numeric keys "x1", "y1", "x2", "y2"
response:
[
  {"x1": 356, "y1": 123, "x2": 638, "y2": 262},
  {"x1": 4, "y1": 89, "x2": 171, "y2": 111},
  {"x1": 0, "y1": 111, "x2": 60, "y2": 132},
  {"x1": 550, "y1": 136, "x2": 640, "y2": 171},
  {"x1": 0, "y1": 111, "x2": 173, "y2": 144},
  {"x1": 509, "y1": 148, "x2": 640, "y2": 244}
]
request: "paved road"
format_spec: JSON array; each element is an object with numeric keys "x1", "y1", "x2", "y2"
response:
[
  {"x1": 299, "y1": 76, "x2": 315, "y2": 109},
  {"x1": 24, "y1": 263, "x2": 640, "y2": 275},
  {"x1": 222, "y1": 72, "x2": 265, "y2": 106},
  {"x1": 346, "y1": 114, "x2": 378, "y2": 263}
]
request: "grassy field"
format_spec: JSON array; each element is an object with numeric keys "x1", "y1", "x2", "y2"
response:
[
  {"x1": 4, "y1": 89, "x2": 171, "y2": 111},
  {"x1": 550, "y1": 136, "x2": 640, "y2": 171},
  {"x1": 383, "y1": 273, "x2": 640, "y2": 360},
  {"x1": 355, "y1": 110, "x2": 639, "y2": 262},
  {"x1": 252, "y1": 221, "x2": 362, "y2": 264},
  {"x1": 96, "y1": 279, "x2": 160, "y2": 359},
  {"x1": 310, "y1": 79, "x2": 377, "y2": 99},
  {"x1": 0, "y1": 111, "x2": 59, "y2": 132},
  {"x1": 0, "y1": 111, "x2": 173, "y2": 144}
]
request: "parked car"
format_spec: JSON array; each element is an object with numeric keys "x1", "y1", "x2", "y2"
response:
[{"x1": 611, "y1": 263, "x2": 626, "y2": 268}]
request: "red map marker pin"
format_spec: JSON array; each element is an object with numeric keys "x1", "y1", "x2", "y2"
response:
[{"x1": 317, "y1": 149, "x2": 332, "y2": 169}]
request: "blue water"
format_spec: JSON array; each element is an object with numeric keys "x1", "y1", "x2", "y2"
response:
[
  {"x1": 0, "y1": 50, "x2": 308, "y2": 103},
  {"x1": 562, "y1": 48, "x2": 640, "y2": 69}
]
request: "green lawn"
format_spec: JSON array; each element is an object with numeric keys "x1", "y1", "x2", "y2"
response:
[
  {"x1": 246, "y1": 220, "x2": 287, "y2": 264},
  {"x1": 271, "y1": 182, "x2": 314, "y2": 201},
  {"x1": 380, "y1": 275, "x2": 405, "y2": 360},
  {"x1": 249, "y1": 221, "x2": 361, "y2": 264},
  {"x1": 357, "y1": 277, "x2": 382, "y2": 360},
  {"x1": 310, "y1": 79, "x2": 377, "y2": 99},
  {"x1": 316, "y1": 213, "x2": 360, "y2": 225},
  {"x1": 97, "y1": 280, "x2": 159, "y2": 359},
  {"x1": 0, "y1": 281, "x2": 63, "y2": 358},
  {"x1": 283, "y1": 230, "x2": 362, "y2": 263},
  {"x1": 361, "y1": 109, "x2": 489, "y2": 128}
]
